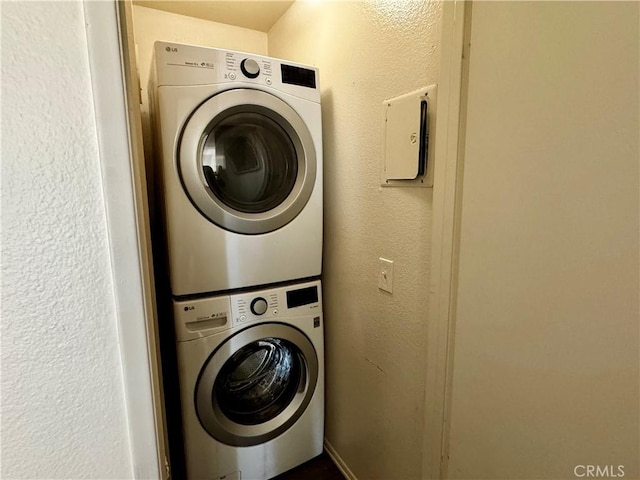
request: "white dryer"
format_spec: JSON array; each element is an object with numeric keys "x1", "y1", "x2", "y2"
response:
[
  {"x1": 173, "y1": 280, "x2": 324, "y2": 479},
  {"x1": 149, "y1": 42, "x2": 323, "y2": 296}
]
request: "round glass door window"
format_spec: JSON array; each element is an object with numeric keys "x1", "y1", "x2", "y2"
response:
[
  {"x1": 195, "y1": 323, "x2": 319, "y2": 447},
  {"x1": 179, "y1": 89, "x2": 317, "y2": 235},
  {"x1": 214, "y1": 338, "x2": 302, "y2": 425},
  {"x1": 201, "y1": 113, "x2": 298, "y2": 214}
]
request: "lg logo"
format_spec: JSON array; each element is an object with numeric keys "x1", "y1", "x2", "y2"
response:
[{"x1": 574, "y1": 465, "x2": 625, "y2": 478}]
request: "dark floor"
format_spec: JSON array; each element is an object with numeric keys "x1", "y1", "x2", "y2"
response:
[{"x1": 272, "y1": 453, "x2": 345, "y2": 480}]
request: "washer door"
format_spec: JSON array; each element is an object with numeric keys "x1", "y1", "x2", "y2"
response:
[
  {"x1": 179, "y1": 89, "x2": 317, "y2": 234},
  {"x1": 195, "y1": 323, "x2": 319, "y2": 446}
]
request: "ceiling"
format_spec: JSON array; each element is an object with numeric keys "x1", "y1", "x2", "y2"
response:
[{"x1": 133, "y1": 1, "x2": 296, "y2": 33}]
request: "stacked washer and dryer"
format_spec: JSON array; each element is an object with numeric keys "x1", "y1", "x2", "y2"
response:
[{"x1": 149, "y1": 42, "x2": 324, "y2": 479}]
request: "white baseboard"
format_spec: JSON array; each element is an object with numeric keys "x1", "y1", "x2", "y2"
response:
[{"x1": 324, "y1": 439, "x2": 358, "y2": 480}]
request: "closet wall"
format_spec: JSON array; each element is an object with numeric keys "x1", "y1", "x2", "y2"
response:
[{"x1": 269, "y1": 2, "x2": 442, "y2": 478}]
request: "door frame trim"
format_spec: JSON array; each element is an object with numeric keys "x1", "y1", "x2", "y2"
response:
[
  {"x1": 82, "y1": 1, "x2": 166, "y2": 478},
  {"x1": 421, "y1": 2, "x2": 469, "y2": 478}
]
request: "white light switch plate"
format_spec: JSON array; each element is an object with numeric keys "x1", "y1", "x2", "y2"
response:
[{"x1": 378, "y1": 258, "x2": 394, "y2": 293}]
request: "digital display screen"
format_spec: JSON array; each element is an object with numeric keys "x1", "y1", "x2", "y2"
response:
[
  {"x1": 286, "y1": 286, "x2": 319, "y2": 308},
  {"x1": 281, "y1": 64, "x2": 316, "y2": 89}
]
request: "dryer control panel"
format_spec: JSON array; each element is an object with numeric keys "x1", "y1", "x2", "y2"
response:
[
  {"x1": 223, "y1": 52, "x2": 273, "y2": 83},
  {"x1": 231, "y1": 280, "x2": 322, "y2": 325},
  {"x1": 152, "y1": 41, "x2": 320, "y2": 103}
]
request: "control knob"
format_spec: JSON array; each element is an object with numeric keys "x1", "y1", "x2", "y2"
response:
[
  {"x1": 240, "y1": 58, "x2": 260, "y2": 79},
  {"x1": 250, "y1": 297, "x2": 268, "y2": 316}
]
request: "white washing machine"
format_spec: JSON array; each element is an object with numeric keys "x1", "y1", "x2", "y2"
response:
[
  {"x1": 149, "y1": 42, "x2": 323, "y2": 296},
  {"x1": 173, "y1": 279, "x2": 324, "y2": 479}
]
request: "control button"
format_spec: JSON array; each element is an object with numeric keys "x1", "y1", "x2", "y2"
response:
[
  {"x1": 250, "y1": 297, "x2": 268, "y2": 315},
  {"x1": 239, "y1": 315, "x2": 247, "y2": 322},
  {"x1": 265, "y1": 77, "x2": 272, "y2": 85},
  {"x1": 240, "y1": 58, "x2": 260, "y2": 79},
  {"x1": 228, "y1": 72, "x2": 236, "y2": 80}
]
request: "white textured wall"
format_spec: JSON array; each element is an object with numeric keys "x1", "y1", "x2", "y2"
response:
[
  {"x1": 1, "y1": 2, "x2": 133, "y2": 478},
  {"x1": 448, "y1": 2, "x2": 640, "y2": 479},
  {"x1": 269, "y1": 2, "x2": 441, "y2": 478},
  {"x1": 132, "y1": 5, "x2": 268, "y2": 164}
]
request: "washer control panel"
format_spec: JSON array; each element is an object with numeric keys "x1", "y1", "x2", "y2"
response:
[{"x1": 231, "y1": 280, "x2": 321, "y2": 325}]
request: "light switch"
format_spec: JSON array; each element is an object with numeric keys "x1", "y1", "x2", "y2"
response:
[{"x1": 378, "y1": 258, "x2": 394, "y2": 293}]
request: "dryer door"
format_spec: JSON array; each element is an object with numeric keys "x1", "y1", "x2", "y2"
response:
[
  {"x1": 179, "y1": 89, "x2": 317, "y2": 235},
  {"x1": 195, "y1": 323, "x2": 319, "y2": 447}
]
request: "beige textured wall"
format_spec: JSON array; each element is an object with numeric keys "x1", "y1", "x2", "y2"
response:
[
  {"x1": 2, "y1": 2, "x2": 133, "y2": 477},
  {"x1": 132, "y1": 5, "x2": 267, "y2": 162},
  {"x1": 448, "y1": 2, "x2": 640, "y2": 479},
  {"x1": 269, "y1": 2, "x2": 441, "y2": 478}
]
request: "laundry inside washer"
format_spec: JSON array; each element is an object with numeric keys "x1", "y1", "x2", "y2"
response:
[{"x1": 214, "y1": 338, "x2": 303, "y2": 425}]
